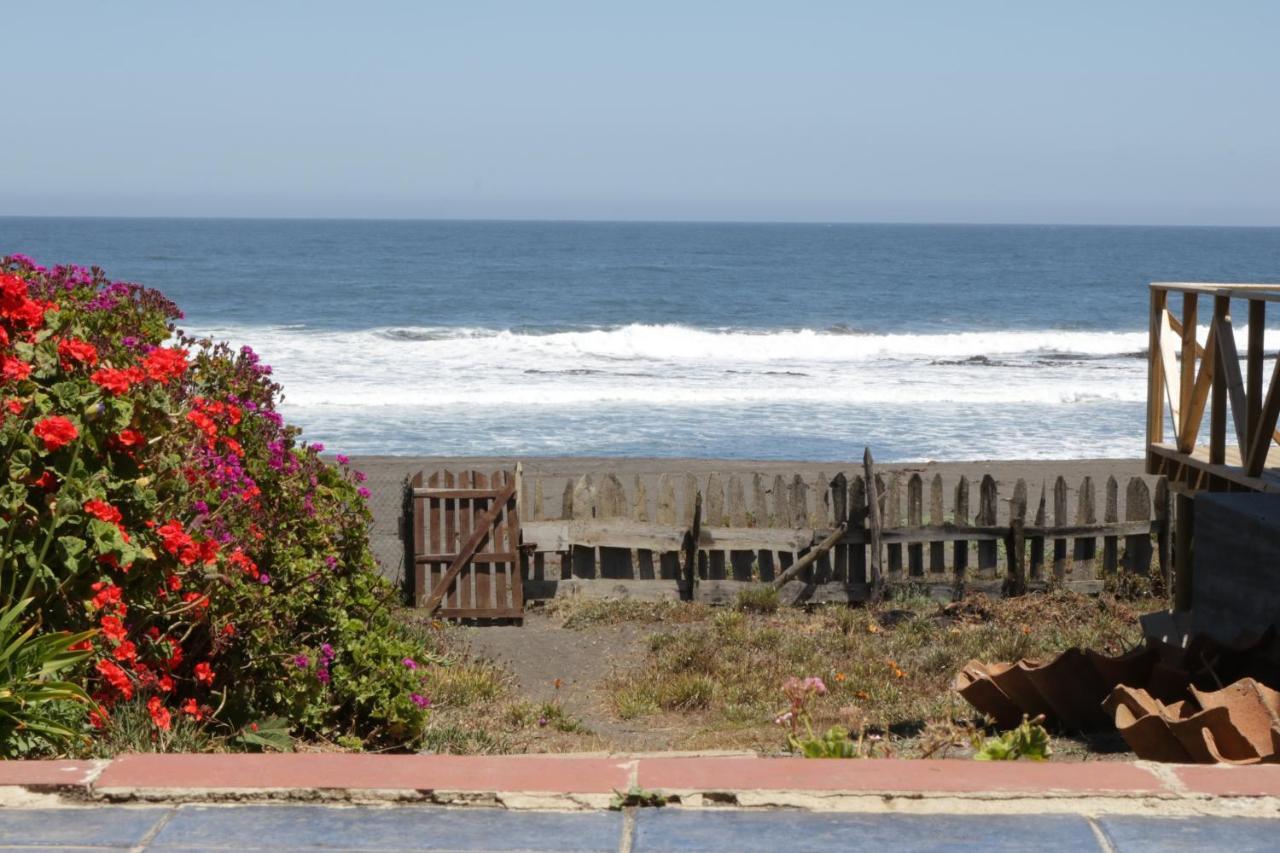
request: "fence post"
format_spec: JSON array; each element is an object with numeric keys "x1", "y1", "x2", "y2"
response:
[
  {"x1": 849, "y1": 475, "x2": 867, "y2": 586},
  {"x1": 1103, "y1": 476, "x2": 1119, "y2": 574},
  {"x1": 886, "y1": 474, "x2": 903, "y2": 579},
  {"x1": 1006, "y1": 479, "x2": 1027, "y2": 595},
  {"x1": 907, "y1": 474, "x2": 924, "y2": 577},
  {"x1": 830, "y1": 473, "x2": 848, "y2": 584},
  {"x1": 1052, "y1": 476, "x2": 1069, "y2": 583},
  {"x1": 657, "y1": 474, "x2": 681, "y2": 580},
  {"x1": 1124, "y1": 477, "x2": 1153, "y2": 575},
  {"x1": 1074, "y1": 476, "x2": 1097, "y2": 580},
  {"x1": 977, "y1": 475, "x2": 998, "y2": 579},
  {"x1": 929, "y1": 474, "x2": 946, "y2": 575},
  {"x1": 1030, "y1": 481, "x2": 1046, "y2": 580},
  {"x1": 953, "y1": 476, "x2": 970, "y2": 594},
  {"x1": 863, "y1": 448, "x2": 884, "y2": 601}
]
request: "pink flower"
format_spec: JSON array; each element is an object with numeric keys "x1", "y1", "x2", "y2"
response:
[{"x1": 410, "y1": 694, "x2": 430, "y2": 709}]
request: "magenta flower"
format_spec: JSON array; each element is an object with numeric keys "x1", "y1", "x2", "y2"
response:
[
  {"x1": 411, "y1": 694, "x2": 431, "y2": 709},
  {"x1": 402, "y1": 658, "x2": 418, "y2": 670}
]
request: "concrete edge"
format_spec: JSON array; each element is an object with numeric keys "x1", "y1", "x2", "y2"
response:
[{"x1": 2, "y1": 756, "x2": 1280, "y2": 815}]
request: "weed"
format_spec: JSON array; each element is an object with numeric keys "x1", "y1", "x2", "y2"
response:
[{"x1": 735, "y1": 585, "x2": 780, "y2": 614}]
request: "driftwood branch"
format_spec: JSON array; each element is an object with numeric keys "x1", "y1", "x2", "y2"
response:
[{"x1": 772, "y1": 522, "x2": 847, "y2": 589}]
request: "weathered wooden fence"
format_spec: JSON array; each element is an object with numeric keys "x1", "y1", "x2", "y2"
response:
[{"x1": 407, "y1": 464, "x2": 1170, "y2": 606}]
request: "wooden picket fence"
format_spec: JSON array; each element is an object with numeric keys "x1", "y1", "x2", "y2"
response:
[{"x1": 487, "y1": 461, "x2": 1172, "y2": 605}]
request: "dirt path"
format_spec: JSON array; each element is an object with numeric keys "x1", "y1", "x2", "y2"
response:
[{"x1": 462, "y1": 612, "x2": 677, "y2": 750}]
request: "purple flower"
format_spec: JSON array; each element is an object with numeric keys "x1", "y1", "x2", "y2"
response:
[
  {"x1": 293, "y1": 654, "x2": 310, "y2": 669},
  {"x1": 311, "y1": 443, "x2": 324, "y2": 453},
  {"x1": 336, "y1": 454, "x2": 349, "y2": 466},
  {"x1": 410, "y1": 694, "x2": 431, "y2": 709},
  {"x1": 402, "y1": 658, "x2": 418, "y2": 670},
  {"x1": 357, "y1": 487, "x2": 371, "y2": 499},
  {"x1": 316, "y1": 668, "x2": 331, "y2": 684},
  {"x1": 259, "y1": 573, "x2": 271, "y2": 585},
  {"x1": 325, "y1": 555, "x2": 338, "y2": 570},
  {"x1": 354, "y1": 471, "x2": 367, "y2": 483},
  {"x1": 320, "y1": 643, "x2": 335, "y2": 661}
]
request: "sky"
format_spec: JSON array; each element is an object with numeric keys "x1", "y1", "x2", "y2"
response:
[{"x1": 2, "y1": 1, "x2": 1278, "y2": 225}]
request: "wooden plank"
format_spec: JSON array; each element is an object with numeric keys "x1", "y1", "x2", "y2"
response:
[
  {"x1": 977, "y1": 475, "x2": 998, "y2": 578},
  {"x1": 1006, "y1": 479, "x2": 1027, "y2": 595},
  {"x1": 407, "y1": 471, "x2": 424, "y2": 605},
  {"x1": 953, "y1": 475, "x2": 970, "y2": 588},
  {"x1": 1215, "y1": 314, "x2": 1249, "y2": 449},
  {"x1": 572, "y1": 476, "x2": 595, "y2": 520},
  {"x1": 509, "y1": 464, "x2": 524, "y2": 615},
  {"x1": 1178, "y1": 319, "x2": 1216, "y2": 453},
  {"x1": 788, "y1": 475, "x2": 808, "y2": 529},
  {"x1": 772, "y1": 475, "x2": 790, "y2": 528},
  {"x1": 863, "y1": 449, "x2": 884, "y2": 599},
  {"x1": 849, "y1": 475, "x2": 867, "y2": 585},
  {"x1": 1210, "y1": 296, "x2": 1229, "y2": 465},
  {"x1": 907, "y1": 473, "x2": 924, "y2": 577},
  {"x1": 1124, "y1": 477, "x2": 1152, "y2": 575},
  {"x1": 1103, "y1": 476, "x2": 1119, "y2": 574},
  {"x1": 1147, "y1": 287, "x2": 1169, "y2": 448},
  {"x1": 418, "y1": 552, "x2": 517, "y2": 564},
  {"x1": 1248, "y1": 299, "x2": 1266, "y2": 448},
  {"x1": 929, "y1": 474, "x2": 945, "y2": 575},
  {"x1": 560, "y1": 479, "x2": 575, "y2": 520},
  {"x1": 885, "y1": 473, "x2": 903, "y2": 579},
  {"x1": 1159, "y1": 308, "x2": 1183, "y2": 442},
  {"x1": 532, "y1": 476, "x2": 544, "y2": 521},
  {"x1": 705, "y1": 474, "x2": 726, "y2": 527},
  {"x1": 632, "y1": 475, "x2": 649, "y2": 522},
  {"x1": 467, "y1": 471, "x2": 485, "y2": 611},
  {"x1": 424, "y1": 477, "x2": 517, "y2": 613},
  {"x1": 442, "y1": 470, "x2": 456, "y2": 608},
  {"x1": 751, "y1": 473, "x2": 769, "y2": 528},
  {"x1": 486, "y1": 471, "x2": 501, "y2": 612},
  {"x1": 827, "y1": 473, "x2": 848, "y2": 584},
  {"x1": 1245, "y1": 353, "x2": 1280, "y2": 477},
  {"x1": 1073, "y1": 476, "x2": 1097, "y2": 579},
  {"x1": 656, "y1": 475, "x2": 676, "y2": 525},
  {"x1": 1154, "y1": 477, "x2": 1171, "y2": 595},
  {"x1": 414, "y1": 488, "x2": 505, "y2": 500},
  {"x1": 682, "y1": 492, "x2": 702, "y2": 599},
  {"x1": 727, "y1": 475, "x2": 748, "y2": 527},
  {"x1": 1029, "y1": 481, "x2": 1046, "y2": 580},
  {"x1": 1051, "y1": 476, "x2": 1068, "y2": 582},
  {"x1": 596, "y1": 474, "x2": 626, "y2": 518},
  {"x1": 1179, "y1": 292, "x2": 1198, "y2": 451}
]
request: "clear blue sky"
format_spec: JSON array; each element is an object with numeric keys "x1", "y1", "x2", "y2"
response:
[{"x1": 3, "y1": 1, "x2": 1278, "y2": 224}]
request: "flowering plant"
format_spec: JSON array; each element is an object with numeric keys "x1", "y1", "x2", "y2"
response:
[{"x1": 1, "y1": 256, "x2": 431, "y2": 752}]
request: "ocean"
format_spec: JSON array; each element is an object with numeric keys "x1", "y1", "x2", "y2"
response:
[{"x1": 3, "y1": 218, "x2": 1278, "y2": 461}]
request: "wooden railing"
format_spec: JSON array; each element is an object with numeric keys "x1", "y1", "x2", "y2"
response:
[{"x1": 1147, "y1": 282, "x2": 1280, "y2": 490}]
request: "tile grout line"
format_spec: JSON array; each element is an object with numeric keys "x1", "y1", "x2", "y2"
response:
[
  {"x1": 129, "y1": 805, "x2": 179, "y2": 853},
  {"x1": 1085, "y1": 816, "x2": 1118, "y2": 853},
  {"x1": 618, "y1": 806, "x2": 637, "y2": 853}
]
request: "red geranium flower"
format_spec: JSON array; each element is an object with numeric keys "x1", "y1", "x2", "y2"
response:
[
  {"x1": 33, "y1": 415, "x2": 78, "y2": 451},
  {"x1": 83, "y1": 498, "x2": 123, "y2": 524},
  {"x1": 194, "y1": 661, "x2": 215, "y2": 686},
  {"x1": 181, "y1": 698, "x2": 204, "y2": 721},
  {"x1": 114, "y1": 428, "x2": 145, "y2": 447},
  {"x1": 141, "y1": 347, "x2": 188, "y2": 383},
  {"x1": 90, "y1": 366, "x2": 144, "y2": 395},
  {"x1": 96, "y1": 658, "x2": 133, "y2": 700},
  {"x1": 99, "y1": 615, "x2": 127, "y2": 643},
  {"x1": 147, "y1": 696, "x2": 171, "y2": 730},
  {"x1": 1, "y1": 356, "x2": 31, "y2": 383},
  {"x1": 56, "y1": 337, "x2": 98, "y2": 370}
]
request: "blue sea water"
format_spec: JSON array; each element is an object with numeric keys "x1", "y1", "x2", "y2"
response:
[{"x1": 3, "y1": 218, "x2": 1279, "y2": 460}]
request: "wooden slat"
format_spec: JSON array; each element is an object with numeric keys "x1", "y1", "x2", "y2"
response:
[
  {"x1": 885, "y1": 473, "x2": 902, "y2": 579},
  {"x1": 1029, "y1": 481, "x2": 1046, "y2": 580},
  {"x1": 1245, "y1": 353, "x2": 1280, "y2": 477},
  {"x1": 508, "y1": 463, "x2": 524, "y2": 614},
  {"x1": 1177, "y1": 320, "x2": 1215, "y2": 453},
  {"x1": 1052, "y1": 476, "x2": 1068, "y2": 582},
  {"x1": 1248, "y1": 299, "x2": 1266, "y2": 448},
  {"x1": 1007, "y1": 479, "x2": 1027, "y2": 594},
  {"x1": 1073, "y1": 476, "x2": 1097, "y2": 579},
  {"x1": 414, "y1": 488, "x2": 505, "y2": 500},
  {"x1": 491, "y1": 470, "x2": 508, "y2": 611},
  {"x1": 928, "y1": 474, "x2": 945, "y2": 575},
  {"x1": 953, "y1": 475, "x2": 970, "y2": 585},
  {"x1": 418, "y1": 552, "x2": 518, "y2": 564},
  {"x1": 1147, "y1": 288, "x2": 1168, "y2": 447},
  {"x1": 1124, "y1": 477, "x2": 1152, "y2": 575},
  {"x1": 1210, "y1": 296, "x2": 1230, "y2": 465},
  {"x1": 1159, "y1": 308, "x2": 1182, "y2": 441},
  {"x1": 1214, "y1": 315, "x2": 1250, "y2": 449},
  {"x1": 977, "y1": 475, "x2": 998, "y2": 578},
  {"x1": 1103, "y1": 476, "x2": 1119, "y2": 574},
  {"x1": 849, "y1": 475, "x2": 867, "y2": 585},
  {"x1": 1179, "y1": 292, "x2": 1198, "y2": 450},
  {"x1": 906, "y1": 473, "x2": 923, "y2": 577}
]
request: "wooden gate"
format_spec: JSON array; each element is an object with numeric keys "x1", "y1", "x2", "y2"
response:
[{"x1": 404, "y1": 466, "x2": 524, "y2": 620}]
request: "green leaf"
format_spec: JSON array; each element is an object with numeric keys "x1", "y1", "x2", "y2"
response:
[{"x1": 233, "y1": 717, "x2": 295, "y2": 752}]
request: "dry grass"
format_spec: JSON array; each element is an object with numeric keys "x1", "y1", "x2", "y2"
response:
[{"x1": 598, "y1": 590, "x2": 1158, "y2": 756}]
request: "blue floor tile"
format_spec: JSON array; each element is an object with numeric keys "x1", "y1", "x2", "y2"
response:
[
  {"x1": 632, "y1": 811, "x2": 1101, "y2": 852},
  {"x1": 1096, "y1": 816, "x2": 1280, "y2": 852},
  {"x1": 147, "y1": 805, "x2": 622, "y2": 851},
  {"x1": 0, "y1": 806, "x2": 169, "y2": 847}
]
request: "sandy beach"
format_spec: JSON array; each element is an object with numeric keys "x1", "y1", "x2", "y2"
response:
[{"x1": 353, "y1": 455, "x2": 1151, "y2": 583}]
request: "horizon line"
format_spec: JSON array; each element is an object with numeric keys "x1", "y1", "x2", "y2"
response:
[{"x1": 2, "y1": 213, "x2": 1279, "y2": 230}]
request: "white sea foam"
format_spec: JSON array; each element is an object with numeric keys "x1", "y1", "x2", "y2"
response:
[{"x1": 181, "y1": 322, "x2": 1278, "y2": 457}]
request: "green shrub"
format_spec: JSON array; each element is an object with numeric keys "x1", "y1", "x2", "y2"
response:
[{"x1": 0, "y1": 257, "x2": 433, "y2": 753}]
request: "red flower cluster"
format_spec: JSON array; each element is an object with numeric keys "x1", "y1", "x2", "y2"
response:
[
  {"x1": 57, "y1": 337, "x2": 99, "y2": 370},
  {"x1": 33, "y1": 415, "x2": 78, "y2": 451}
]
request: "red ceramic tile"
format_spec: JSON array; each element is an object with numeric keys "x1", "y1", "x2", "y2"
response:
[
  {"x1": 0, "y1": 760, "x2": 98, "y2": 788},
  {"x1": 94, "y1": 754, "x2": 632, "y2": 794},
  {"x1": 637, "y1": 757, "x2": 1164, "y2": 794},
  {"x1": 1174, "y1": 764, "x2": 1280, "y2": 797}
]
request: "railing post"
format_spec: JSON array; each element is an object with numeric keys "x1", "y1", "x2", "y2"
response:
[
  {"x1": 1210, "y1": 295, "x2": 1229, "y2": 465},
  {"x1": 1248, "y1": 299, "x2": 1266, "y2": 449},
  {"x1": 1146, "y1": 286, "x2": 1168, "y2": 463},
  {"x1": 1180, "y1": 292, "x2": 1198, "y2": 444}
]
